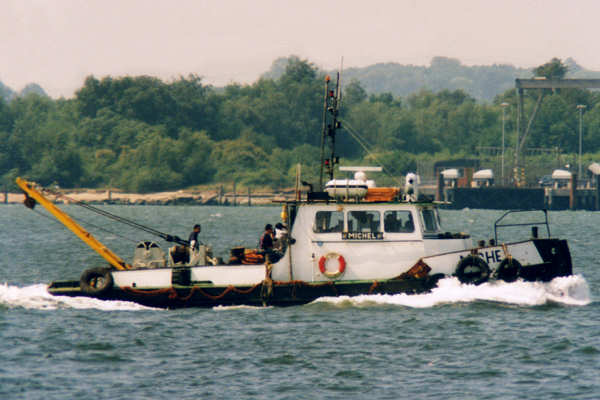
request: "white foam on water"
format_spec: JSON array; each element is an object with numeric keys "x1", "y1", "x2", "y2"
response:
[
  {"x1": 212, "y1": 304, "x2": 271, "y2": 311},
  {"x1": 0, "y1": 283, "x2": 156, "y2": 311},
  {"x1": 2, "y1": 276, "x2": 590, "y2": 311},
  {"x1": 313, "y1": 275, "x2": 591, "y2": 308}
]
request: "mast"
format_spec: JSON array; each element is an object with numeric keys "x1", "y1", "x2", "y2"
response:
[
  {"x1": 319, "y1": 72, "x2": 342, "y2": 189},
  {"x1": 318, "y1": 76, "x2": 330, "y2": 190}
]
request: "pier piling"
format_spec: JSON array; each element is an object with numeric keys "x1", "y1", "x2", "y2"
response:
[
  {"x1": 569, "y1": 174, "x2": 577, "y2": 210},
  {"x1": 233, "y1": 182, "x2": 237, "y2": 206},
  {"x1": 436, "y1": 173, "x2": 444, "y2": 202}
]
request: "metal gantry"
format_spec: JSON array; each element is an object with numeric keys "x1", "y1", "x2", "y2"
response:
[{"x1": 514, "y1": 78, "x2": 600, "y2": 186}]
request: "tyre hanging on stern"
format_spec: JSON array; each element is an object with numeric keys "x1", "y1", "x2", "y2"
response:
[{"x1": 454, "y1": 255, "x2": 490, "y2": 285}]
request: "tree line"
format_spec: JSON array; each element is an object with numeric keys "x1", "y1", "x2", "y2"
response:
[{"x1": 1, "y1": 57, "x2": 600, "y2": 192}]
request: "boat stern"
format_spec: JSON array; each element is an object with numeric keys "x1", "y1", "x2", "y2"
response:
[{"x1": 523, "y1": 238, "x2": 573, "y2": 281}]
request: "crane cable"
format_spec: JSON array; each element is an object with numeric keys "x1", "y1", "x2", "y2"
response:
[
  {"x1": 38, "y1": 187, "x2": 189, "y2": 246},
  {"x1": 30, "y1": 207, "x2": 138, "y2": 244}
]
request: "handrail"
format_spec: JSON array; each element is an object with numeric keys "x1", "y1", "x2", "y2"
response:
[
  {"x1": 15, "y1": 178, "x2": 131, "y2": 270},
  {"x1": 494, "y1": 209, "x2": 550, "y2": 243}
]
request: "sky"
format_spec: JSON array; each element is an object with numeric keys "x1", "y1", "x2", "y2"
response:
[{"x1": 2, "y1": 0, "x2": 599, "y2": 98}]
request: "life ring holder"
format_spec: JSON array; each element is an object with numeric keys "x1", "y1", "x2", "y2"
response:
[{"x1": 318, "y1": 252, "x2": 346, "y2": 279}]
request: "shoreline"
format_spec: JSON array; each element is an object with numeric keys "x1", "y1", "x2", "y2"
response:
[{"x1": 2, "y1": 188, "x2": 294, "y2": 206}]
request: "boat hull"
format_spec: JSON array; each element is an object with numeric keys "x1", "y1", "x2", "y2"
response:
[
  {"x1": 48, "y1": 275, "x2": 445, "y2": 308},
  {"x1": 48, "y1": 239, "x2": 573, "y2": 309},
  {"x1": 48, "y1": 238, "x2": 572, "y2": 309}
]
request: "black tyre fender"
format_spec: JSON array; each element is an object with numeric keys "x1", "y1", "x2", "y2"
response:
[
  {"x1": 454, "y1": 255, "x2": 490, "y2": 285},
  {"x1": 80, "y1": 267, "x2": 114, "y2": 295},
  {"x1": 493, "y1": 258, "x2": 522, "y2": 283}
]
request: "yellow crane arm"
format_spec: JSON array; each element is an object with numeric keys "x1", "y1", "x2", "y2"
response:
[{"x1": 16, "y1": 177, "x2": 131, "y2": 270}]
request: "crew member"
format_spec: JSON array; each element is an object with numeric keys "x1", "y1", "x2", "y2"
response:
[
  {"x1": 189, "y1": 224, "x2": 203, "y2": 250},
  {"x1": 259, "y1": 224, "x2": 274, "y2": 251},
  {"x1": 274, "y1": 222, "x2": 288, "y2": 250},
  {"x1": 260, "y1": 224, "x2": 283, "y2": 263}
]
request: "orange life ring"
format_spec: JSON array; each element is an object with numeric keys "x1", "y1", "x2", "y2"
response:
[{"x1": 318, "y1": 252, "x2": 346, "y2": 279}]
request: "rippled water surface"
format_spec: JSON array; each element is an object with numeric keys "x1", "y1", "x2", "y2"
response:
[{"x1": 1, "y1": 204, "x2": 599, "y2": 399}]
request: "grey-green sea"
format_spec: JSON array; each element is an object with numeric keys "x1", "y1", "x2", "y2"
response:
[{"x1": 1, "y1": 204, "x2": 597, "y2": 400}]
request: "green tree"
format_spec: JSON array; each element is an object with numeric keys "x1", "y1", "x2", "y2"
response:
[
  {"x1": 176, "y1": 128, "x2": 215, "y2": 186},
  {"x1": 344, "y1": 79, "x2": 367, "y2": 106},
  {"x1": 0, "y1": 97, "x2": 12, "y2": 132},
  {"x1": 534, "y1": 58, "x2": 568, "y2": 79},
  {"x1": 279, "y1": 56, "x2": 317, "y2": 86},
  {"x1": 210, "y1": 138, "x2": 269, "y2": 182}
]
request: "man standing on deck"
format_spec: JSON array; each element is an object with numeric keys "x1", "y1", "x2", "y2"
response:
[
  {"x1": 188, "y1": 224, "x2": 202, "y2": 250},
  {"x1": 259, "y1": 224, "x2": 274, "y2": 251},
  {"x1": 260, "y1": 224, "x2": 282, "y2": 263}
]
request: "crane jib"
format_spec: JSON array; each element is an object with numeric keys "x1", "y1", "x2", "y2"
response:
[{"x1": 15, "y1": 178, "x2": 190, "y2": 270}]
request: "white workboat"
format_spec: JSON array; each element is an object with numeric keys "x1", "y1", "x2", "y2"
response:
[{"x1": 16, "y1": 74, "x2": 573, "y2": 308}]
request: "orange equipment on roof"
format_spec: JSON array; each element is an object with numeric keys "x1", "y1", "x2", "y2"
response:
[{"x1": 363, "y1": 188, "x2": 400, "y2": 202}]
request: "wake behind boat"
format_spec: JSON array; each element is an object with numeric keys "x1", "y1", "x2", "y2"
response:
[{"x1": 15, "y1": 75, "x2": 573, "y2": 309}]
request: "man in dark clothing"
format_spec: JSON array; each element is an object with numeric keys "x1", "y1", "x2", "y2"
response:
[
  {"x1": 259, "y1": 224, "x2": 274, "y2": 250},
  {"x1": 260, "y1": 224, "x2": 281, "y2": 263},
  {"x1": 188, "y1": 224, "x2": 202, "y2": 250}
]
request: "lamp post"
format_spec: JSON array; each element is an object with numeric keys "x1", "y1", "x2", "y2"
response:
[
  {"x1": 577, "y1": 104, "x2": 586, "y2": 181},
  {"x1": 500, "y1": 102, "x2": 509, "y2": 184}
]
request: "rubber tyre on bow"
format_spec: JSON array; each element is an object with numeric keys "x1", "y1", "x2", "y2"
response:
[{"x1": 80, "y1": 267, "x2": 114, "y2": 295}]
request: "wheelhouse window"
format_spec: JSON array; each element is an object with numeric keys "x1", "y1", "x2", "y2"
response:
[
  {"x1": 384, "y1": 211, "x2": 415, "y2": 233},
  {"x1": 314, "y1": 211, "x2": 344, "y2": 233},
  {"x1": 348, "y1": 211, "x2": 380, "y2": 233},
  {"x1": 421, "y1": 209, "x2": 440, "y2": 233}
]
